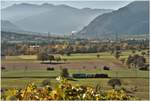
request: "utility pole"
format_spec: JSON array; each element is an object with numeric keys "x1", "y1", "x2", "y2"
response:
[
  {"x1": 48, "y1": 32, "x2": 50, "y2": 44},
  {"x1": 115, "y1": 33, "x2": 118, "y2": 53},
  {"x1": 146, "y1": 33, "x2": 149, "y2": 40},
  {"x1": 115, "y1": 33, "x2": 118, "y2": 43}
]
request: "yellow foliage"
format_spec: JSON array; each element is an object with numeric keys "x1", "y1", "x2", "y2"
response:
[{"x1": 1, "y1": 76, "x2": 138, "y2": 100}]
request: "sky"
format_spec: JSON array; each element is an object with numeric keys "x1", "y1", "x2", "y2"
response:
[{"x1": 1, "y1": 0, "x2": 134, "y2": 10}]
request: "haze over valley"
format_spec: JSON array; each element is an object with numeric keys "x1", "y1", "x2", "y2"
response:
[{"x1": 1, "y1": 3, "x2": 112, "y2": 35}]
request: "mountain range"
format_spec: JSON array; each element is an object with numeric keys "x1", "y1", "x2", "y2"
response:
[
  {"x1": 77, "y1": 1, "x2": 149, "y2": 39},
  {"x1": 1, "y1": 20, "x2": 22, "y2": 32},
  {"x1": 1, "y1": 3, "x2": 112, "y2": 34}
]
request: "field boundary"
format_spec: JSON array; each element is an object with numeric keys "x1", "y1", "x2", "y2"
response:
[{"x1": 2, "y1": 76, "x2": 149, "y2": 79}]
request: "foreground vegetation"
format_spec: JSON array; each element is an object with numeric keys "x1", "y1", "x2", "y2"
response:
[
  {"x1": 2, "y1": 76, "x2": 139, "y2": 100},
  {"x1": 1, "y1": 49, "x2": 149, "y2": 100},
  {"x1": 1, "y1": 69, "x2": 149, "y2": 99}
]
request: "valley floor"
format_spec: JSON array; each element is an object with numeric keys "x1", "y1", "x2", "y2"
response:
[{"x1": 1, "y1": 51, "x2": 149, "y2": 100}]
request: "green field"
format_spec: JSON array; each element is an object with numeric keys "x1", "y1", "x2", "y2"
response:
[
  {"x1": 1, "y1": 69, "x2": 149, "y2": 78},
  {"x1": 1, "y1": 69, "x2": 149, "y2": 99},
  {"x1": 2, "y1": 77, "x2": 149, "y2": 99},
  {"x1": 3, "y1": 50, "x2": 149, "y2": 63},
  {"x1": 1, "y1": 50, "x2": 149, "y2": 100}
]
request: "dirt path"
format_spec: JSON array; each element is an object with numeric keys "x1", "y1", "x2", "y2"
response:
[{"x1": 2, "y1": 59, "x2": 127, "y2": 70}]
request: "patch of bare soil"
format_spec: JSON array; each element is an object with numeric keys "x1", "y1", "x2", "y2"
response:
[{"x1": 1, "y1": 59, "x2": 127, "y2": 70}]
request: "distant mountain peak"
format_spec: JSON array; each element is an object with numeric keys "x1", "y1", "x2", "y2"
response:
[
  {"x1": 40, "y1": 3, "x2": 55, "y2": 7},
  {"x1": 77, "y1": 1, "x2": 149, "y2": 39},
  {"x1": 2, "y1": 2, "x2": 113, "y2": 35},
  {"x1": 13, "y1": 3, "x2": 39, "y2": 7},
  {"x1": 56, "y1": 4, "x2": 78, "y2": 10},
  {"x1": 1, "y1": 20, "x2": 23, "y2": 32}
]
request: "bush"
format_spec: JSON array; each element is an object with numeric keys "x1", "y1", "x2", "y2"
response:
[
  {"x1": 97, "y1": 54, "x2": 100, "y2": 58},
  {"x1": 95, "y1": 74, "x2": 108, "y2": 78},
  {"x1": 60, "y1": 68, "x2": 69, "y2": 77},
  {"x1": 139, "y1": 64, "x2": 149, "y2": 71},
  {"x1": 63, "y1": 59, "x2": 67, "y2": 62},
  {"x1": 72, "y1": 74, "x2": 86, "y2": 78},
  {"x1": 139, "y1": 67, "x2": 148, "y2": 71},
  {"x1": 108, "y1": 78, "x2": 121, "y2": 89},
  {"x1": 120, "y1": 58, "x2": 125, "y2": 64},
  {"x1": 141, "y1": 51, "x2": 146, "y2": 56},
  {"x1": 48, "y1": 55, "x2": 55, "y2": 63},
  {"x1": 47, "y1": 67, "x2": 54, "y2": 71},
  {"x1": 103, "y1": 66, "x2": 110, "y2": 70},
  {"x1": 41, "y1": 79, "x2": 51, "y2": 86},
  {"x1": 1, "y1": 77, "x2": 137, "y2": 100},
  {"x1": 132, "y1": 50, "x2": 136, "y2": 54},
  {"x1": 1, "y1": 66, "x2": 6, "y2": 70},
  {"x1": 72, "y1": 73, "x2": 108, "y2": 78},
  {"x1": 66, "y1": 52, "x2": 71, "y2": 56},
  {"x1": 82, "y1": 66, "x2": 86, "y2": 69},
  {"x1": 86, "y1": 74, "x2": 95, "y2": 78},
  {"x1": 37, "y1": 52, "x2": 48, "y2": 62}
]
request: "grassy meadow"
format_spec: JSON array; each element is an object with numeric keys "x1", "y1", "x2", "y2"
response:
[{"x1": 1, "y1": 50, "x2": 149, "y2": 99}]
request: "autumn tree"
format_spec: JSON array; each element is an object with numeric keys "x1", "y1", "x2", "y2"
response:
[
  {"x1": 55, "y1": 56, "x2": 61, "y2": 63},
  {"x1": 141, "y1": 51, "x2": 146, "y2": 56},
  {"x1": 114, "y1": 51, "x2": 121, "y2": 59},
  {"x1": 37, "y1": 52, "x2": 49, "y2": 62},
  {"x1": 49, "y1": 55, "x2": 55, "y2": 64},
  {"x1": 126, "y1": 54, "x2": 146, "y2": 69},
  {"x1": 126, "y1": 55, "x2": 133, "y2": 69}
]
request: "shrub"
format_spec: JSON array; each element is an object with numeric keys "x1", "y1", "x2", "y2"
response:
[
  {"x1": 141, "y1": 51, "x2": 146, "y2": 56},
  {"x1": 86, "y1": 74, "x2": 95, "y2": 78},
  {"x1": 72, "y1": 73, "x2": 108, "y2": 78},
  {"x1": 103, "y1": 66, "x2": 110, "y2": 70},
  {"x1": 82, "y1": 66, "x2": 86, "y2": 69},
  {"x1": 146, "y1": 50, "x2": 149, "y2": 56},
  {"x1": 95, "y1": 74, "x2": 108, "y2": 78},
  {"x1": 132, "y1": 50, "x2": 136, "y2": 54},
  {"x1": 63, "y1": 59, "x2": 67, "y2": 62},
  {"x1": 1, "y1": 77, "x2": 137, "y2": 100},
  {"x1": 72, "y1": 74, "x2": 86, "y2": 78},
  {"x1": 139, "y1": 67, "x2": 148, "y2": 71},
  {"x1": 37, "y1": 52, "x2": 48, "y2": 62},
  {"x1": 93, "y1": 66, "x2": 97, "y2": 69},
  {"x1": 66, "y1": 52, "x2": 71, "y2": 56},
  {"x1": 108, "y1": 78, "x2": 121, "y2": 89},
  {"x1": 97, "y1": 54, "x2": 100, "y2": 58},
  {"x1": 48, "y1": 55, "x2": 55, "y2": 64},
  {"x1": 55, "y1": 56, "x2": 61, "y2": 63},
  {"x1": 1, "y1": 66, "x2": 6, "y2": 70},
  {"x1": 47, "y1": 67, "x2": 54, "y2": 71},
  {"x1": 120, "y1": 58, "x2": 125, "y2": 64},
  {"x1": 126, "y1": 54, "x2": 146, "y2": 68},
  {"x1": 41, "y1": 79, "x2": 51, "y2": 87},
  {"x1": 60, "y1": 68, "x2": 69, "y2": 77},
  {"x1": 139, "y1": 64, "x2": 149, "y2": 71},
  {"x1": 114, "y1": 51, "x2": 121, "y2": 59}
]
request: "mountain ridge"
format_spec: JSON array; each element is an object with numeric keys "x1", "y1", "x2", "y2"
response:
[
  {"x1": 2, "y1": 3, "x2": 113, "y2": 35},
  {"x1": 77, "y1": 1, "x2": 149, "y2": 39},
  {"x1": 1, "y1": 20, "x2": 23, "y2": 32}
]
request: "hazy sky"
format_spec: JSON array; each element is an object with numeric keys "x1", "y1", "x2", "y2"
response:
[{"x1": 1, "y1": 0, "x2": 134, "y2": 10}]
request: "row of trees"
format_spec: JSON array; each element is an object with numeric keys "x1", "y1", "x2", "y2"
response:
[
  {"x1": 60, "y1": 68, "x2": 121, "y2": 89},
  {"x1": 126, "y1": 54, "x2": 147, "y2": 69},
  {"x1": 2, "y1": 39, "x2": 149, "y2": 56},
  {"x1": 110, "y1": 44, "x2": 148, "y2": 70},
  {"x1": 37, "y1": 52, "x2": 67, "y2": 63}
]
